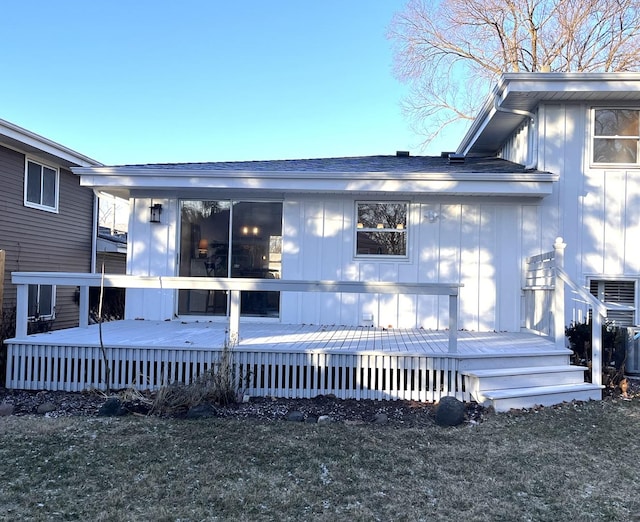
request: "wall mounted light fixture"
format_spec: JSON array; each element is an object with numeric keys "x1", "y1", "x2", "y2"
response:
[{"x1": 150, "y1": 203, "x2": 163, "y2": 223}]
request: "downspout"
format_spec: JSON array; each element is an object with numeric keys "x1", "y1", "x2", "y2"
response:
[
  {"x1": 91, "y1": 189, "x2": 99, "y2": 273},
  {"x1": 494, "y1": 96, "x2": 538, "y2": 170}
]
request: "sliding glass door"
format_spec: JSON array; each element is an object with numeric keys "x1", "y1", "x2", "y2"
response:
[{"x1": 178, "y1": 200, "x2": 282, "y2": 317}]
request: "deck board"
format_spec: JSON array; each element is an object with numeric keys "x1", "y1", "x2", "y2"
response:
[{"x1": 16, "y1": 319, "x2": 561, "y2": 357}]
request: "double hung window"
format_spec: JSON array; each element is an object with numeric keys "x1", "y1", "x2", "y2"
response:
[
  {"x1": 593, "y1": 109, "x2": 640, "y2": 165},
  {"x1": 356, "y1": 202, "x2": 408, "y2": 256},
  {"x1": 24, "y1": 159, "x2": 59, "y2": 211}
]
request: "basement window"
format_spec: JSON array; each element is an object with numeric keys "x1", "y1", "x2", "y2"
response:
[
  {"x1": 589, "y1": 279, "x2": 636, "y2": 326},
  {"x1": 355, "y1": 202, "x2": 407, "y2": 256}
]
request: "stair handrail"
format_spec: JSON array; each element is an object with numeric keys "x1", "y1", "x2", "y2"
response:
[{"x1": 553, "y1": 237, "x2": 605, "y2": 387}]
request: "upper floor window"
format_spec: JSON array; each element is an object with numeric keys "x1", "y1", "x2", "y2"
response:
[
  {"x1": 356, "y1": 202, "x2": 407, "y2": 257},
  {"x1": 24, "y1": 159, "x2": 59, "y2": 212},
  {"x1": 593, "y1": 109, "x2": 640, "y2": 164}
]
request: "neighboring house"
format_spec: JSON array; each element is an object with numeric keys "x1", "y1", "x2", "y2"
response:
[
  {"x1": 0, "y1": 118, "x2": 101, "y2": 330},
  {"x1": 69, "y1": 72, "x2": 640, "y2": 333}
]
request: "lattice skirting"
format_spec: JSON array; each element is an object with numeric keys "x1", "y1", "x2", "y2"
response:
[{"x1": 5, "y1": 343, "x2": 469, "y2": 403}]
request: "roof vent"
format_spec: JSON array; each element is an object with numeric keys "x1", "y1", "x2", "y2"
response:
[
  {"x1": 396, "y1": 150, "x2": 410, "y2": 157},
  {"x1": 448, "y1": 153, "x2": 465, "y2": 164}
]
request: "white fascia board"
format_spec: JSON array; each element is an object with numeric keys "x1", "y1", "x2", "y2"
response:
[
  {"x1": 0, "y1": 118, "x2": 102, "y2": 168},
  {"x1": 457, "y1": 72, "x2": 640, "y2": 155},
  {"x1": 78, "y1": 168, "x2": 557, "y2": 197}
]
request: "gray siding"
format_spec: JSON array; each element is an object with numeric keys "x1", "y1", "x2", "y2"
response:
[{"x1": 0, "y1": 144, "x2": 94, "y2": 330}]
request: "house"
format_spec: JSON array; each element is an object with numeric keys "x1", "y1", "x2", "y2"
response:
[
  {"x1": 7, "y1": 72, "x2": 640, "y2": 408},
  {"x1": 0, "y1": 118, "x2": 101, "y2": 331}
]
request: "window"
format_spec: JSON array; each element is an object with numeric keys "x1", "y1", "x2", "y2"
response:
[
  {"x1": 24, "y1": 159, "x2": 59, "y2": 211},
  {"x1": 589, "y1": 279, "x2": 636, "y2": 326},
  {"x1": 28, "y1": 284, "x2": 55, "y2": 319},
  {"x1": 593, "y1": 109, "x2": 640, "y2": 164},
  {"x1": 356, "y1": 202, "x2": 407, "y2": 256}
]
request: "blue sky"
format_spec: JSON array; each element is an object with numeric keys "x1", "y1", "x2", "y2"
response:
[{"x1": 1, "y1": 1, "x2": 464, "y2": 165}]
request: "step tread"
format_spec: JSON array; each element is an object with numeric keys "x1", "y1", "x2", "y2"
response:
[
  {"x1": 462, "y1": 365, "x2": 587, "y2": 378},
  {"x1": 483, "y1": 383, "x2": 602, "y2": 400}
]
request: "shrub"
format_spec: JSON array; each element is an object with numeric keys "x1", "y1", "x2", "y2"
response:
[
  {"x1": 151, "y1": 340, "x2": 241, "y2": 415},
  {"x1": 565, "y1": 320, "x2": 627, "y2": 386}
]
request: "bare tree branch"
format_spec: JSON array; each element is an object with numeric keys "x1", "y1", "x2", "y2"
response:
[{"x1": 389, "y1": 0, "x2": 640, "y2": 147}]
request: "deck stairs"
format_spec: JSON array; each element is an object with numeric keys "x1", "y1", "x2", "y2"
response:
[{"x1": 461, "y1": 350, "x2": 603, "y2": 412}]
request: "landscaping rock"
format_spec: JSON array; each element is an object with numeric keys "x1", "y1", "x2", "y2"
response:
[
  {"x1": 186, "y1": 404, "x2": 219, "y2": 419},
  {"x1": 0, "y1": 402, "x2": 14, "y2": 416},
  {"x1": 317, "y1": 415, "x2": 333, "y2": 425},
  {"x1": 37, "y1": 402, "x2": 57, "y2": 414},
  {"x1": 305, "y1": 415, "x2": 318, "y2": 424},
  {"x1": 372, "y1": 413, "x2": 388, "y2": 425},
  {"x1": 435, "y1": 396, "x2": 465, "y2": 426},
  {"x1": 286, "y1": 410, "x2": 305, "y2": 422},
  {"x1": 98, "y1": 397, "x2": 128, "y2": 417}
]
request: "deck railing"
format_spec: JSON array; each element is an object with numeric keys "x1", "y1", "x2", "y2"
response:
[{"x1": 11, "y1": 272, "x2": 463, "y2": 353}]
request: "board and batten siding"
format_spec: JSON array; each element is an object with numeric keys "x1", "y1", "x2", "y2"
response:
[
  {"x1": 280, "y1": 196, "x2": 527, "y2": 332},
  {"x1": 124, "y1": 194, "x2": 534, "y2": 332},
  {"x1": 534, "y1": 103, "x2": 640, "y2": 282},
  {"x1": 0, "y1": 144, "x2": 94, "y2": 330},
  {"x1": 499, "y1": 101, "x2": 640, "y2": 325}
]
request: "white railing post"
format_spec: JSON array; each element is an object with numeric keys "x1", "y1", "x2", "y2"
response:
[
  {"x1": 79, "y1": 285, "x2": 89, "y2": 328},
  {"x1": 15, "y1": 283, "x2": 29, "y2": 339},
  {"x1": 228, "y1": 289, "x2": 240, "y2": 346},
  {"x1": 553, "y1": 237, "x2": 566, "y2": 350},
  {"x1": 591, "y1": 311, "x2": 602, "y2": 387},
  {"x1": 448, "y1": 293, "x2": 458, "y2": 353}
]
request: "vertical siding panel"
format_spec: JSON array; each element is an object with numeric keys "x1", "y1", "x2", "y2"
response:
[{"x1": 603, "y1": 171, "x2": 626, "y2": 275}]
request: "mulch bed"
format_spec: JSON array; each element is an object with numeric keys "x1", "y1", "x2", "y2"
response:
[{"x1": 1, "y1": 377, "x2": 637, "y2": 427}]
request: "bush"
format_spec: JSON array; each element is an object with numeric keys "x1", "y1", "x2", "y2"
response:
[
  {"x1": 565, "y1": 320, "x2": 627, "y2": 386},
  {"x1": 151, "y1": 341, "x2": 241, "y2": 415}
]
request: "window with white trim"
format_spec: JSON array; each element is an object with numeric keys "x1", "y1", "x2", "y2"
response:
[
  {"x1": 592, "y1": 109, "x2": 640, "y2": 164},
  {"x1": 24, "y1": 159, "x2": 59, "y2": 211},
  {"x1": 589, "y1": 279, "x2": 636, "y2": 326},
  {"x1": 356, "y1": 202, "x2": 407, "y2": 256},
  {"x1": 28, "y1": 284, "x2": 55, "y2": 319}
]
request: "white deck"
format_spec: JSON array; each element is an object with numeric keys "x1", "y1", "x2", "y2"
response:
[
  {"x1": 6, "y1": 320, "x2": 578, "y2": 403},
  {"x1": 17, "y1": 319, "x2": 560, "y2": 357}
]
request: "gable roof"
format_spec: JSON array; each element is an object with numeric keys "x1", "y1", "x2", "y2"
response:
[
  {"x1": 458, "y1": 72, "x2": 640, "y2": 156},
  {"x1": 0, "y1": 117, "x2": 102, "y2": 168},
  {"x1": 73, "y1": 154, "x2": 556, "y2": 199}
]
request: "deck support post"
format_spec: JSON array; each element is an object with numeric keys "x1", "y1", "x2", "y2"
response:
[
  {"x1": 448, "y1": 294, "x2": 458, "y2": 353},
  {"x1": 229, "y1": 289, "x2": 240, "y2": 346}
]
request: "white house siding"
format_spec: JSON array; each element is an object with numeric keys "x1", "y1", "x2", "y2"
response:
[
  {"x1": 500, "y1": 101, "x2": 640, "y2": 324},
  {"x1": 125, "y1": 197, "x2": 177, "y2": 321},
  {"x1": 124, "y1": 195, "x2": 532, "y2": 332},
  {"x1": 281, "y1": 196, "x2": 527, "y2": 332}
]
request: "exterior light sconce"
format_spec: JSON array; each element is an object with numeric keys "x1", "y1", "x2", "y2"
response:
[{"x1": 150, "y1": 203, "x2": 163, "y2": 223}]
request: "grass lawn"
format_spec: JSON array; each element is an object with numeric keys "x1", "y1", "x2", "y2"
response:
[{"x1": 1, "y1": 398, "x2": 639, "y2": 521}]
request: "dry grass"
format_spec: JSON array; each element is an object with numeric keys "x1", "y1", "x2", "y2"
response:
[{"x1": 1, "y1": 398, "x2": 640, "y2": 521}]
